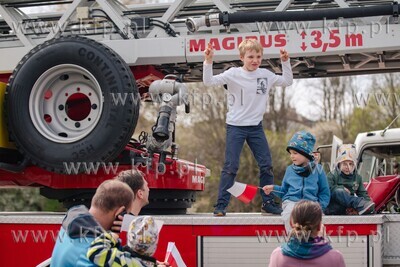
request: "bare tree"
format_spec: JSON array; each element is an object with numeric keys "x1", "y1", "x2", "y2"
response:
[
  {"x1": 371, "y1": 73, "x2": 400, "y2": 122},
  {"x1": 267, "y1": 86, "x2": 292, "y2": 132}
]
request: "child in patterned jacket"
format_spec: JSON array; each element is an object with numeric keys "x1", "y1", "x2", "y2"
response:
[{"x1": 87, "y1": 216, "x2": 168, "y2": 267}]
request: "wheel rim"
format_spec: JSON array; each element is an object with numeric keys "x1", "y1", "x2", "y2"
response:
[{"x1": 29, "y1": 64, "x2": 103, "y2": 143}]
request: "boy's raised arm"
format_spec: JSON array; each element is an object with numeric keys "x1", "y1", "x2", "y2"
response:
[
  {"x1": 272, "y1": 48, "x2": 293, "y2": 87},
  {"x1": 202, "y1": 43, "x2": 230, "y2": 86},
  {"x1": 204, "y1": 42, "x2": 214, "y2": 64}
]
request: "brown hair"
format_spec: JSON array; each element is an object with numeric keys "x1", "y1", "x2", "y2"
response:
[
  {"x1": 238, "y1": 39, "x2": 263, "y2": 57},
  {"x1": 290, "y1": 200, "x2": 322, "y2": 241},
  {"x1": 91, "y1": 180, "x2": 134, "y2": 212},
  {"x1": 116, "y1": 169, "x2": 145, "y2": 195}
]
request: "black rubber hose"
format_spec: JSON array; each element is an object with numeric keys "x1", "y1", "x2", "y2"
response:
[{"x1": 219, "y1": 3, "x2": 398, "y2": 25}]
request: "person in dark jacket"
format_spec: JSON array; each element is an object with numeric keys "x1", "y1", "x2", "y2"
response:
[{"x1": 325, "y1": 144, "x2": 375, "y2": 215}]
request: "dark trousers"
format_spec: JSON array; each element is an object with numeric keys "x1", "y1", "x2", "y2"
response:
[
  {"x1": 325, "y1": 188, "x2": 365, "y2": 215},
  {"x1": 216, "y1": 122, "x2": 274, "y2": 207}
]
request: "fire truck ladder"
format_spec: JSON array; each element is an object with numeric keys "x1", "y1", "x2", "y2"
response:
[{"x1": 0, "y1": 0, "x2": 399, "y2": 78}]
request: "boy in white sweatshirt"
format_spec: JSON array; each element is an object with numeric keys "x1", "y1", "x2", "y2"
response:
[{"x1": 203, "y1": 39, "x2": 293, "y2": 216}]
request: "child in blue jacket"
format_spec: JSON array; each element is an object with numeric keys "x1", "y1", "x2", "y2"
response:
[{"x1": 263, "y1": 131, "x2": 330, "y2": 233}]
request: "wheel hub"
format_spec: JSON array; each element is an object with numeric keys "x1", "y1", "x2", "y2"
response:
[{"x1": 29, "y1": 64, "x2": 103, "y2": 143}]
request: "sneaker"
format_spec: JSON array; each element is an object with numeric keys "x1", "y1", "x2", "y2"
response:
[
  {"x1": 213, "y1": 204, "x2": 227, "y2": 217},
  {"x1": 358, "y1": 201, "x2": 375, "y2": 215},
  {"x1": 261, "y1": 201, "x2": 282, "y2": 215}
]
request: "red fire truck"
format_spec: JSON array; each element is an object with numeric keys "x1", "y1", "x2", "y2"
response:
[{"x1": 1, "y1": 0, "x2": 400, "y2": 266}]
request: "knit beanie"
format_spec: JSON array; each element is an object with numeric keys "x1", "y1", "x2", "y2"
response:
[
  {"x1": 127, "y1": 216, "x2": 159, "y2": 256},
  {"x1": 286, "y1": 131, "x2": 316, "y2": 160},
  {"x1": 336, "y1": 144, "x2": 357, "y2": 167}
]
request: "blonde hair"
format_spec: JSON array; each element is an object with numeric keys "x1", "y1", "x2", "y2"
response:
[
  {"x1": 289, "y1": 200, "x2": 322, "y2": 241},
  {"x1": 238, "y1": 39, "x2": 263, "y2": 57}
]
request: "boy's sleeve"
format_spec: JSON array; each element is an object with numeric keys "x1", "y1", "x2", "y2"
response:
[
  {"x1": 317, "y1": 167, "x2": 331, "y2": 210},
  {"x1": 356, "y1": 174, "x2": 371, "y2": 200},
  {"x1": 272, "y1": 184, "x2": 284, "y2": 199},
  {"x1": 272, "y1": 168, "x2": 289, "y2": 199},
  {"x1": 202, "y1": 62, "x2": 231, "y2": 86},
  {"x1": 87, "y1": 232, "x2": 142, "y2": 267},
  {"x1": 271, "y1": 59, "x2": 293, "y2": 87}
]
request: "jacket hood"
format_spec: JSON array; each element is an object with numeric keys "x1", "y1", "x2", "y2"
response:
[{"x1": 62, "y1": 205, "x2": 103, "y2": 238}]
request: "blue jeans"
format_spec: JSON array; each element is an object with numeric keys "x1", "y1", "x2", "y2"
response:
[
  {"x1": 216, "y1": 122, "x2": 274, "y2": 207},
  {"x1": 325, "y1": 188, "x2": 364, "y2": 215}
]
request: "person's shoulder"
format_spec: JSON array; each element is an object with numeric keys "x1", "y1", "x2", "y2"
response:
[
  {"x1": 270, "y1": 246, "x2": 283, "y2": 259},
  {"x1": 257, "y1": 67, "x2": 274, "y2": 76},
  {"x1": 315, "y1": 164, "x2": 327, "y2": 175},
  {"x1": 225, "y1": 67, "x2": 240, "y2": 73},
  {"x1": 282, "y1": 165, "x2": 293, "y2": 175},
  {"x1": 326, "y1": 249, "x2": 345, "y2": 260},
  {"x1": 272, "y1": 246, "x2": 282, "y2": 253},
  {"x1": 286, "y1": 164, "x2": 293, "y2": 170},
  {"x1": 355, "y1": 172, "x2": 363, "y2": 180}
]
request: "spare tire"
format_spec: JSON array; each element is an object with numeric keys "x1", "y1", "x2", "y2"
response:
[{"x1": 6, "y1": 36, "x2": 139, "y2": 173}]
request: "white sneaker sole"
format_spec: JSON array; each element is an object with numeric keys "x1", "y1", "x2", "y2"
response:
[{"x1": 359, "y1": 202, "x2": 375, "y2": 215}]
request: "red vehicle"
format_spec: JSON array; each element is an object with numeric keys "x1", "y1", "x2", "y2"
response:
[
  {"x1": 0, "y1": 0, "x2": 399, "y2": 213},
  {"x1": 0, "y1": 0, "x2": 400, "y2": 266}
]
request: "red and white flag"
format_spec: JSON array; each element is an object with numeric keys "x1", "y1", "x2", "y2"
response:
[
  {"x1": 164, "y1": 242, "x2": 186, "y2": 267},
  {"x1": 227, "y1": 182, "x2": 258, "y2": 204}
]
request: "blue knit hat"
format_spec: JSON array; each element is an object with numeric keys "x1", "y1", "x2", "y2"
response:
[{"x1": 286, "y1": 131, "x2": 316, "y2": 160}]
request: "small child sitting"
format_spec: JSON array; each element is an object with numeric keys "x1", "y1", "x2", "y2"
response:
[
  {"x1": 87, "y1": 216, "x2": 167, "y2": 267},
  {"x1": 263, "y1": 131, "x2": 330, "y2": 233},
  {"x1": 325, "y1": 144, "x2": 375, "y2": 215}
]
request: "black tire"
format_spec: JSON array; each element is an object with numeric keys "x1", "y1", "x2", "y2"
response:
[
  {"x1": 6, "y1": 36, "x2": 139, "y2": 173},
  {"x1": 141, "y1": 189, "x2": 196, "y2": 215}
]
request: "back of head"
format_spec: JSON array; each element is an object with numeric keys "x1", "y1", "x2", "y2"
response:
[
  {"x1": 127, "y1": 216, "x2": 159, "y2": 256},
  {"x1": 91, "y1": 180, "x2": 134, "y2": 212},
  {"x1": 290, "y1": 200, "x2": 322, "y2": 240},
  {"x1": 286, "y1": 131, "x2": 316, "y2": 161},
  {"x1": 238, "y1": 39, "x2": 263, "y2": 57},
  {"x1": 116, "y1": 169, "x2": 145, "y2": 195},
  {"x1": 335, "y1": 144, "x2": 357, "y2": 167}
]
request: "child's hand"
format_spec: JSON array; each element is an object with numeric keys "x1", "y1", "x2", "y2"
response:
[
  {"x1": 204, "y1": 42, "x2": 214, "y2": 64},
  {"x1": 262, "y1": 185, "x2": 274, "y2": 195},
  {"x1": 280, "y1": 48, "x2": 289, "y2": 62}
]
